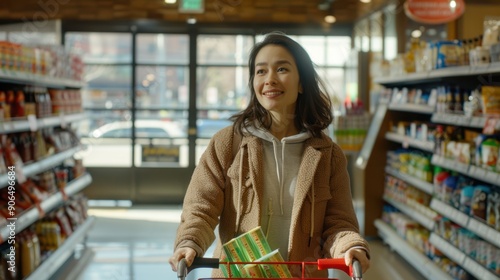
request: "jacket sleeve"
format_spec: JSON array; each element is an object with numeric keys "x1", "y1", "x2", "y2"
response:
[
  {"x1": 322, "y1": 143, "x2": 370, "y2": 259},
  {"x1": 173, "y1": 127, "x2": 234, "y2": 256}
]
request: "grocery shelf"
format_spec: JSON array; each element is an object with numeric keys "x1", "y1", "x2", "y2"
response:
[
  {"x1": 0, "y1": 173, "x2": 92, "y2": 241},
  {"x1": 0, "y1": 69, "x2": 85, "y2": 88},
  {"x1": 429, "y1": 233, "x2": 499, "y2": 280},
  {"x1": 25, "y1": 216, "x2": 95, "y2": 280},
  {"x1": 430, "y1": 198, "x2": 469, "y2": 227},
  {"x1": 385, "y1": 167, "x2": 434, "y2": 195},
  {"x1": 374, "y1": 62, "x2": 500, "y2": 86},
  {"x1": 0, "y1": 145, "x2": 85, "y2": 189},
  {"x1": 383, "y1": 196, "x2": 436, "y2": 230},
  {"x1": 431, "y1": 154, "x2": 470, "y2": 177},
  {"x1": 375, "y1": 219, "x2": 453, "y2": 280},
  {"x1": 0, "y1": 113, "x2": 87, "y2": 134},
  {"x1": 431, "y1": 113, "x2": 488, "y2": 129},
  {"x1": 430, "y1": 198, "x2": 500, "y2": 248},
  {"x1": 388, "y1": 103, "x2": 435, "y2": 114},
  {"x1": 431, "y1": 155, "x2": 500, "y2": 186},
  {"x1": 385, "y1": 132, "x2": 434, "y2": 152}
]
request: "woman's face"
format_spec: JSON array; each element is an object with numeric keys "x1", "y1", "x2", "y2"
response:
[{"x1": 253, "y1": 45, "x2": 302, "y2": 116}]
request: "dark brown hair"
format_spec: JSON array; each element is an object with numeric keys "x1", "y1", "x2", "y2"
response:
[{"x1": 231, "y1": 31, "x2": 333, "y2": 138}]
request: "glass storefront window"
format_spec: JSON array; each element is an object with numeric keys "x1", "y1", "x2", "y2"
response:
[
  {"x1": 295, "y1": 36, "x2": 326, "y2": 66},
  {"x1": 327, "y1": 37, "x2": 352, "y2": 66},
  {"x1": 78, "y1": 109, "x2": 133, "y2": 167},
  {"x1": 136, "y1": 34, "x2": 189, "y2": 64},
  {"x1": 319, "y1": 68, "x2": 345, "y2": 104},
  {"x1": 370, "y1": 12, "x2": 383, "y2": 55},
  {"x1": 384, "y1": 4, "x2": 398, "y2": 61},
  {"x1": 65, "y1": 32, "x2": 132, "y2": 64},
  {"x1": 135, "y1": 110, "x2": 188, "y2": 138},
  {"x1": 196, "y1": 66, "x2": 249, "y2": 110},
  {"x1": 135, "y1": 66, "x2": 189, "y2": 109},
  {"x1": 83, "y1": 65, "x2": 132, "y2": 109},
  {"x1": 197, "y1": 35, "x2": 253, "y2": 65}
]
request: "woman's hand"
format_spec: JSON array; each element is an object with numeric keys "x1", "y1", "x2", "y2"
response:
[
  {"x1": 344, "y1": 247, "x2": 370, "y2": 274},
  {"x1": 169, "y1": 247, "x2": 197, "y2": 272}
]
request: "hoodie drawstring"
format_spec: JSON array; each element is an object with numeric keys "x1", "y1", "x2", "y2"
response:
[{"x1": 271, "y1": 139, "x2": 285, "y2": 215}]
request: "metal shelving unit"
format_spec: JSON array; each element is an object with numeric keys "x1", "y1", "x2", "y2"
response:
[
  {"x1": 375, "y1": 219, "x2": 453, "y2": 280},
  {"x1": 370, "y1": 63, "x2": 500, "y2": 279}
]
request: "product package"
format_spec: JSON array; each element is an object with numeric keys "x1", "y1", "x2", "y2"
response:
[{"x1": 222, "y1": 226, "x2": 288, "y2": 278}]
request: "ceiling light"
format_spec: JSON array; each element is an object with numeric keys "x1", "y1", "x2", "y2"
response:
[
  {"x1": 164, "y1": 0, "x2": 176, "y2": 3},
  {"x1": 324, "y1": 15, "x2": 336, "y2": 23},
  {"x1": 360, "y1": 0, "x2": 371, "y2": 3}
]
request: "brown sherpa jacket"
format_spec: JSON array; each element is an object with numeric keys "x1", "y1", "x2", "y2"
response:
[{"x1": 174, "y1": 126, "x2": 370, "y2": 277}]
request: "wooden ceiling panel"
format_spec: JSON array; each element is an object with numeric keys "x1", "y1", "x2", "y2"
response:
[{"x1": 0, "y1": 0, "x2": 392, "y2": 24}]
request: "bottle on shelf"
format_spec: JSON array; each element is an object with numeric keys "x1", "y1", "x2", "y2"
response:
[{"x1": 0, "y1": 90, "x2": 10, "y2": 120}]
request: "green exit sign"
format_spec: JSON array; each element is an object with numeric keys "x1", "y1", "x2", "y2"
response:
[{"x1": 179, "y1": 0, "x2": 204, "y2": 13}]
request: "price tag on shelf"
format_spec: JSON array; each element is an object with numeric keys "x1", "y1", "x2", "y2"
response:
[
  {"x1": 468, "y1": 166, "x2": 485, "y2": 179},
  {"x1": 59, "y1": 113, "x2": 67, "y2": 129},
  {"x1": 470, "y1": 116, "x2": 485, "y2": 128},
  {"x1": 451, "y1": 162, "x2": 467, "y2": 174},
  {"x1": 485, "y1": 171, "x2": 499, "y2": 185},
  {"x1": 402, "y1": 136, "x2": 410, "y2": 149},
  {"x1": 463, "y1": 258, "x2": 488, "y2": 280},
  {"x1": 486, "y1": 226, "x2": 500, "y2": 244},
  {"x1": 453, "y1": 211, "x2": 469, "y2": 227},
  {"x1": 468, "y1": 219, "x2": 498, "y2": 247},
  {"x1": 442, "y1": 114, "x2": 454, "y2": 124},
  {"x1": 457, "y1": 116, "x2": 469, "y2": 126},
  {"x1": 27, "y1": 114, "x2": 38, "y2": 132},
  {"x1": 470, "y1": 219, "x2": 489, "y2": 236},
  {"x1": 2, "y1": 121, "x2": 14, "y2": 132}
]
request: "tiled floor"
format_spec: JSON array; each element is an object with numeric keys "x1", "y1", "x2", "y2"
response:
[{"x1": 72, "y1": 206, "x2": 427, "y2": 280}]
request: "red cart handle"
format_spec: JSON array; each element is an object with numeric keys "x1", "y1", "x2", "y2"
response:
[
  {"x1": 177, "y1": 257, "x2": 362, "y2": 280},
  {"x1": 317, "y1": 258, "x2": 362, "y2": 279}
]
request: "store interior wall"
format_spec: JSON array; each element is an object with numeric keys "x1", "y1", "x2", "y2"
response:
[
  {"x1": 457, "y1": 3, "x2": 500, "y2": 39},
  {"x1": 2, "y1": 1, "x2": 499, "y2": 206}
]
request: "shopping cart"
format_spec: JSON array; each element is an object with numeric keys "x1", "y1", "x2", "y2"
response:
[{"x1": 177, "y1": 257, "x2": 362, "y2": 280}]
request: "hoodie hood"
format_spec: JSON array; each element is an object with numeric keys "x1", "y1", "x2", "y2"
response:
[{"x1": 245, "y1": 125, "x2": 311, "y2": 144}]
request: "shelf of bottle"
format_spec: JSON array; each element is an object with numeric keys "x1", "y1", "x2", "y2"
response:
[
  {"x1": 429, "y1": 233, "x2": 499, "y2": 280},
  {"x1": 431, "y1": 113, "x2": 491, "y2": 129},
  {"x1": 375, "y1": 219, "x2": 453, "y2": 280},
  {"x1": 430, "y1": 198, "x2": 500, "y2": 249},
  {"x1": 387, "y1": 103, "x2": 435, "y2": 114},
  {"x1": 385, "y1": 167, "x2": 434, "y2": 195},
  {"x1": 0, "y1": 173, "x2": 92, "y2": 242},
  {"x1": 374, "y1": 62, "x2": 500, "y2": 86},
  {"x1": 25, "y1": 216, "x2": 95, "y2": 280},
  {"x1": 431, "y1": 154, "x2": 500, "y2": 186},
  {"x1": 383, "y1": 196, "x2": 436, "y2": 230},
  {"x1": 0, "y1": 145, "x2": 86, "y2": 189},
  {"x1": 385, "y1": 132, "x2": 435, "y2": 152},
  {"x1": 0, "y1": 68, "x2": 85, "y2": 89},
  {"x1": 0, "y1": 112, "x2": 86, "y2": 134}
]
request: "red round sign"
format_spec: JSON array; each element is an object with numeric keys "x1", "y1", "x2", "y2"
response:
[{"x1": 404, "y1": 0, "x2": 465, "y2": 24}]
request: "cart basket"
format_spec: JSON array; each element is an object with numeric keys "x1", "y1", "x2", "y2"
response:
[{"x1": 177, "y1": 257, "x2": 362, "y2": 280}]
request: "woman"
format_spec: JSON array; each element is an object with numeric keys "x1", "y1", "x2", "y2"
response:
[{"x1": 169, "y1": 32, "x2": 370, "y2": 277}]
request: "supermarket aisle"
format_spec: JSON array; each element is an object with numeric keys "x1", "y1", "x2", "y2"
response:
[{"x1": 74, "y1": 206, "x2": 426, "y2": 280}]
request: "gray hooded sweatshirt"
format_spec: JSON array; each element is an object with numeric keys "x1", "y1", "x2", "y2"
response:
[{"x1": 245, "y1": 125, "x2": 311, "y2": 258}]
